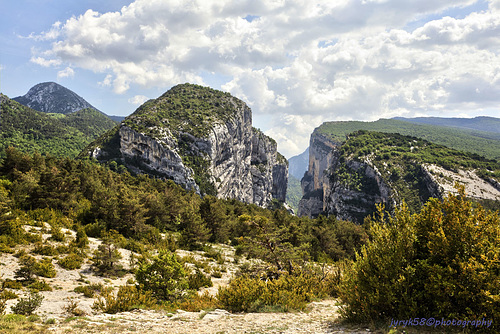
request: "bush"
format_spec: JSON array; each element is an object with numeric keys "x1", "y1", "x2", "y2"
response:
[
  {"x1": 0, "y1": 297, "x2": 6, "y2": 315},
  {"x1": 74, "y1": 283, "x2": 104, "y2": 298},
  {"x1": 0, "y1": 290, "x2": 19, "y2": 300},
  {"x1": 187, "y1": 269, "x2": 213, "y2": 290},
  {"x1": 136, "y1": 251, "x2": 188, "y2": 302},
  {"x1": 27, "y1": 280, "x2": 53, "y2": 292},
  {"x1": 35, "y1": 257, "x2": 56, "y2": 278},
  {"x1": 0, "y1": 243, "x2": 14, "y2": 254},
  {"x1": 15, "y1": 255, "x2": 56, "y2": 281},
  {"x1": 72, "y1": 224, "x2": 89, "y2": 248},
  {"x1": 2, "y1": 279, "x2": 23, "y2": 290},
  {"x1": 58, "y1": 253, "x2": 84, "y2": 270},
  {"x1": 172, "y1": 291, "x2": 219, "y2": 312},
  {"x1": 217, "y1": 268, "x2": 335, "y2": 313},
  {"x1": 32, "y1": 243, "x2": 58, "y2": 256},
  {"x1": 49, "y1": 225, "x2": 65, "y2": 242},
  {"x1": 63, "y1": 297, "x2": 86, "y2": 316},
  {"x1": 338, "y1": 187, "x2": 500, "y2": 331},
  {"x1": 203, "y1": 248, "x2": 224, "y2": 264},
  {"x1": 216, "y1": 275, "x2": 265, "y2": 312},
  {"x1": 92, "y1": 285, "x2": 156, "y2": 314},
  {"x1": 11, "y1": 292, "x2": 44, "y2": 315},
  {"x1": 14, "y1": 255, "x2": 39, "y2": 281},
  {"x1": 91, "y1": 235, "x2": 123, "y2": 276}
]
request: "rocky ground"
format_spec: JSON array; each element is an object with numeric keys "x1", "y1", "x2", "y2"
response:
[
  {"x1": 0, "y1": 225, "x2": 389, "y2": 334},
  {"x1": 43, "y1": 299, "x2": 377, "y2": 334}
]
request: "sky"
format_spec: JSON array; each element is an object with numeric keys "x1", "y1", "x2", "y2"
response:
[{"x1": 1, "y1": 0, "x2": 500, "y2": 158}]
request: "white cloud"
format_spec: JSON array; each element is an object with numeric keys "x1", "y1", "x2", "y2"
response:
[
  {"x1": 57, "y1": 67, "x2": 75, "y2": 79},
  {"x1": 33, "y1": 0, "x2": 500, "y2": 157},
  {"x1": 30, "y1": 56, "x2": 61, "y2": 67},
  {"x1": 128, "y1": 95, "x2": 149, "y2": 105}
]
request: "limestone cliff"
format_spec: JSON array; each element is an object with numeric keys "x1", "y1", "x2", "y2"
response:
[
  {"x1": 299, "y1": 130, "x2": 500, "y2": 222},
  {"x1": 297, "y1": 132, "x2": 339, "y2": 218},
  {"x1": 82, "y1": 84, "x2": 288, "y2": 207}
]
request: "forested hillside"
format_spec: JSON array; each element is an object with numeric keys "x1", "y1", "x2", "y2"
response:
[
  {"x1": 394, "y1": 116, "x2": 500, "y2": 133},
  {"x1": 0, "y1": 95, "x2": 116, "y2": 158},
  {"x1": 316, "y1": 118, "x2": 500, "y2": 161}
]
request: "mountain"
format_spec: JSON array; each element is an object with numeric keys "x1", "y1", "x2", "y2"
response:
[
  {"x1": 13, "y1": 82, "x2": 98, "y2": 114},
  {"x1": 108, "y1": 115, "x2": 126, "y2": 123},
  {"x1": 0, "y1": 94, "x2": 117, "y2": 158},
  {"x1": 81, "y1": 83, "x2": 288, "y2": 207},
  {"x1": 314, "y1": 118, "x2": 500, "y2": 161},
  {"x1": 299, "y1": 130, "x2": 500, "y2": 221},
  {"x1": 286, "y1": 148, "x2": 309, "y2": 212},
  {"x1": 393, "y1": 116, "x2": 500, "y2": 134},
  {"x1": 288, "y1": 148, "x2": 309, "y2": 179}
]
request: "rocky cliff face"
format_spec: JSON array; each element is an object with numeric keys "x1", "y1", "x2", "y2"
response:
[
  {"x1": 297, "y1": 132, "x2": 339, "y2": 217},
  {"x1": 14, "y1": 82, "x2": 98, "y2": 114},
  {"x1": 84, "y1": 84, "x2": 288, "y2": 207},
  {"x1": 298, "y1": 129, "x2": 500, "y2": 222}
]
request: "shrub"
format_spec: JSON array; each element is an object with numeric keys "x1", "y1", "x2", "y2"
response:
[
  {"x1": 49, "y1": 225, "x2": 65, "y2": 242},
  {"x1": 0, "y1": 243, "x2": 14, "y2": 253},
  {"x1": 0, "y1": 219, "x2": 26, "y2": 245},
  {"x1": 27, "y1": 280, "x2": 53, "y2": 292},
  {"x1": 84, "y1": 220, "x2": 106, "y2": 238},
  {"x1": 36, "y1": 257, "x2": 56, "y2": 278},
  {"x1": 203, "y1": 248, "x2": 224, "y2": 264},
  {"x1": 14, "y1": 255, "x2": 39, "y2": 281},
  {"x1": 187, "y1": 269, "x2": 213, "y2": 290},
  {"x1": 32, "y1": 243, "x2": 58, "y2": 256},
  {"x1": 91, "y1": 236, "x2": 123, "y2": 276},
  {"x1": 15, "y1": 255, "x2": 56, "y2": 281},
  {"x1": 0, "y1": 297, "x2": 6, "y2": 315},
  {"x1": 72, "y1": 224, "x2": 89, "y2": 248},
  {"x1": 11, "y1": 292, "x2": 44, "y2": 315},
  {"x1": 217, "y1": 269, "x2": 333, "y2": 313},
  {"x1": 2, "y1": 279, "x2": 23, "y2": 290},
  {"x1": 172, "y1": 291, "x2": 219, "y2": 312},
  {"x1": 74, "y1": 283, "x2": 104, "y2": 298},
  {"x1": 63, "y1": 297, "x2": 86, "y2": 316},
  {"x1": 216, "y1": 275, "x2": 265, "y2": 312},
  {"x1": 0, "y1": 290, "x2": 19, "y2": 300},
  {"x1": 135, "y1": 250, "x2": 188, "y2": 301},
  {"x1": 338, "y1": 187, "x2": 500, "y2": 331},
  {"x1": 92, "y1": 285, "x2": 156, "y2": 314},
  {"x1": 58, "y1": 253, "x2": 84, "y2": 270},
  {"x1": 211, "y1": 270, "x2": 222, "y2": 278}
]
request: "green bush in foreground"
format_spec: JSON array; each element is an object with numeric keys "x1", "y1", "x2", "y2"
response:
[
  {"x1": 11, "y1": 292, "x2": 44, "y2": 315},
  {"x1": 217, "y1": 268, "x2": 336, "y2": 313},
  {"x1": 339, "y1": 186, "x2": 500, "y2": 330},
  {"x1": 92, "y1": 285, "x2": 156, "y2": 314},
  {"x1": 135, "y1": 250, "x2": 188, "y2": 302},
  {"x1": 58, "y1": 253, "x2": 84, "y2": 270}
]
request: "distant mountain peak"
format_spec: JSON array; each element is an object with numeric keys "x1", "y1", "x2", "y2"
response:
[{"x1": 13, "y1": 82, "x2": 98, "y2": 114}]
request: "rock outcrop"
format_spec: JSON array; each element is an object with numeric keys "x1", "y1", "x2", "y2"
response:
[
  {"x1": 14, "y1": 82, "x2": 98, "y2": 114},
  {"x1": 298, "y1": 129, "x2": 500, "y2": 222},
  {"x1": 297, "y1": 132, "x2": 339, "y2": 218},
  {"x1": 83, "y1": 84, "x2": 288, "y2": 207}
]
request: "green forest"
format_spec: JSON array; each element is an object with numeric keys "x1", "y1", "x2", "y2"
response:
[{"x1": 0, "y1": 95, "x2": 116, "y2": 159}]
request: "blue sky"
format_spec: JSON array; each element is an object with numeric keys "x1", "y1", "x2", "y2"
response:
[{"x1": 1, "y1": 0, "x2": 500, "y2": 158}]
